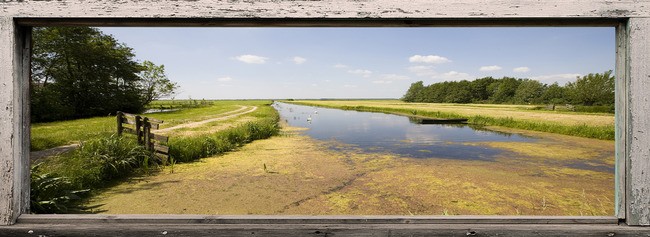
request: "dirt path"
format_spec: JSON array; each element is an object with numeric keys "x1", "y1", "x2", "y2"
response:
[
  {"x1": 86, "y1": 125, "x2": 614, "y2": 216},
  {"x1": 31, "y1": 106, "x2": 257, "y2": 162},
  {"x1": 30, "y1": 143, "x2": 80, "y2": 163},
  {"x1": 156, "y1": 106, "x2": 258, "y2": 134}
]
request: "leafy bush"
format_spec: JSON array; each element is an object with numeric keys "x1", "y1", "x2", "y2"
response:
[
  {"x1": 39, "y1": 134, "x2": 154, "y2": 191},
  {"x1": 30, "y1": 164, "x2": 88, "y2": 214}
]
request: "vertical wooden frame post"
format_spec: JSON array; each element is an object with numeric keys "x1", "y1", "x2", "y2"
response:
[
  {"x1": 615, "y1": 21, "x2": 629, "y2": 220},
  {"x1": 0, "y1": 17, "x2": 30, "y2": 225},
  {"x1": 625, "y1": 17, "x2": 650, "y2": 226}
]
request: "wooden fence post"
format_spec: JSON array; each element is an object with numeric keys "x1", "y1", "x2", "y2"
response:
[
  {"x1": 135, "y1": 115, "x2": 143, "y2": 145},
  {"x1": 116, "y1": 111, "x2": 123, "y2": 136},
  {"x1": 143, "y1": 117, "x2": 151, "y2": 151}
]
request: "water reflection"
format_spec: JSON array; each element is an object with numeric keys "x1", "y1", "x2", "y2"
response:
[{"x1": 274, "y1": 102, "x2": 535, "y2": 161}]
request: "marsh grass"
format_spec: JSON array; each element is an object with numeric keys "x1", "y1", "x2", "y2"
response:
[
  {"x1": 30, "y1": 100, "x2": 262, "y2": 151},
  {"x1": 288, "y1": 101, "x2": 614, "y2": 140}
]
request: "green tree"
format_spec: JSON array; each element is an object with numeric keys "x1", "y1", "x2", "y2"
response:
[
  {"x1": 514, "y1": 79, "x2": 545, "y2": 104},
  {"x1": 138, "y1": 60, "x2": 179, "y2": 104},
  {"x1": 444, "y1": 80, "x2": 472, "y2": 103},
  {"x1": 402, "y1": 81, "x2": 425, "y2": 102},
  {"x1": 31, "y1": 27, "x2": 146, "y2": 122},
  {"x1": 541, "y1": 82, "x2": 566, "y2": 104},
  {"x1": 469, "y1": 77, "x2": 496, "y2": 103},
  {"x1": 565, "y1": 71, "x2": 615, "y2": 106},
  {"x1": 489, "y1": 77, "x2": 521, "y2": 103}
]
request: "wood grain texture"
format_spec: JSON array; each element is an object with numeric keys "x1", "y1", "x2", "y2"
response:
[
  {"x1": 1, "y1": 223, "x2": 649, "y2": 237},
  {"x1": 16, "y1": 214, "x2": 619, "y2": 225},
  {"x1": 615, "y1": 21, "x2": 629, "y2": 220},
  {"x1": 0, "y1": 17, "x2": 29, "y2": 226},
  {"x1": 627, "y1": 18, "x2": 650, "y2": 226},
  {"x1": 1, "y1": 0, "x2": 649, "y2": 20},
  {"x1": 0, "y1": 17, "x2": 17, "y2": 226}
]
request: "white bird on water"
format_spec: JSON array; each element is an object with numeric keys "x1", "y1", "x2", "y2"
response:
[{"x1": 307, "y1": 115, "x2": 312, "y2": 122}]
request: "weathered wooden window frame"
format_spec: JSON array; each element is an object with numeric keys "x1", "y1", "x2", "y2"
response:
[{"x1": 1, "y1": 1, "x2": 649, "y2": 235}]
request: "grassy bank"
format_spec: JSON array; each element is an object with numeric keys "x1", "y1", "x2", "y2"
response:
[
  {"x1": 31, "y1": 101, "x2": 253, "y2": 151},
  {"x1": 33, "y1": 100, "x2": 280, "y2": 213},
  {"x1": 287, "y1": 100, "x2": 615, "y2": 140}
]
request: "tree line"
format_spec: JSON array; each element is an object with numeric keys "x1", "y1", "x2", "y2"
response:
[
  {"x1": 402, "y1": 71, "x2": 614, "y2": 107},
  {"x1": 31, "y1": 27, "x2": 179, "y2": 122}
]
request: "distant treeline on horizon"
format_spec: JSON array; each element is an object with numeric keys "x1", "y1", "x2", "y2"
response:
[{"x1": 401, "y1": 70, "x2": 615, "y2": 108}]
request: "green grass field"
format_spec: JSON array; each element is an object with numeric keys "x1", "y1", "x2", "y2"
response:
[{"x1": 31, "y1": 100, "x2": 265, "y2": 151}]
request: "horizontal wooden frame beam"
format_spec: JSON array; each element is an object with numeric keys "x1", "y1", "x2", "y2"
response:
[
  {"x1": 15, "y1": 17, "x2": 624, "y2": 27},
  {"x1": 16, "y1": 214, "x2": 620, "y2": 225},
  {"x1": 2, "y1": 223, "x2": 649, "y2": 237},
  {"x1": 2, "y1": 0, "x2": 649, "y2": 19}
]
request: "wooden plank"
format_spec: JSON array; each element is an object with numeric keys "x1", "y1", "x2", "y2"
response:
[
  {"x1": 615, "y1": 22, "x2": 628, "y2": 220},
  {"x1": 4, "y1": 223, "x2": 650, "y2": 237},
  {"x1": 626, "y1": 18, "x2": 650, "y2": 226},
  {"x1": 121, "y1": 117, "x2": 137, "y2": 125},
  {"x1": 151, "y1": 134, "x2": 168, "y2": 143},
  {"x1": 3, "y1": 1, "x2": 650, "y2": 20},
  {"x1": 16, "y1": 215, "x2": 619, "y2": 225},
  {"x1": 121, "y1": 112, "x2": 137, "y2": 119},
  {"x1": 153, "y1": 145, "x2": 169, "y2": 154},
  {"x1": 154, "y1": 152, "x2": 169, "y2": 159},
  {"x1": 149, "y1": 118, "x2": 163, "y2": 124},
  {"x1": 122, "y1": 127, "x2": 137, "y2": 136},
  {"x1": 148, "y1": 122, "x2": 159, "y2": 130}
]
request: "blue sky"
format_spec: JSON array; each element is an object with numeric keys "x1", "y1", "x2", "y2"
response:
[{"x1": 99, "y1": 27, "x2": 615, "y2": 99}]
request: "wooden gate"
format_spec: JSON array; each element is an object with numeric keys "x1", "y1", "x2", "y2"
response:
[{"x1": 116, "y1": 111, "x2": 170, "y2": 163}]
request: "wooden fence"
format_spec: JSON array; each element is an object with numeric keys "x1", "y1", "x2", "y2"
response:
[{"x1": 116, "y1": 111, "x2": 170, "y2": 163}]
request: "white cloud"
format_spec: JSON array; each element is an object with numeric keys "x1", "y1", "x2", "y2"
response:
[
  {"x1": 333, "y1": 64, "x2": 348, "y2": 68},
  {"x1": 292, "y1": 56, "x2": 307, "y2": 64},
  {"x1": 235, "y1": 54, "x2": 268, "y2": 64},
  {"x1": 216, "y1": 76, "x2": 233, "y2": 82},
  {"x1": 513, "y1": 67, "x2": 530, "y2": 73},
  {"x1": 380, "y1": 74, "x2": 410, "y2": 81},
  {"x1": 311, "y1": 83, "x2": 318, "y2": 87},
  {"x1": 408, "y1": 55, "x2": 451, "y2": 64},
  {"x1": 432, "y1": 71, "x2": 473, "y2": 81},
  {"x1": 530, "y1": 73, "x2": 581, "y2": 85},
  {"x1": 343, "y1": 84, "x2": 357, "y2": 88},
  {"x1": 348, "y1": 69, "x2": 373, "y2": 78},
  {"x1": 408, "y1": 65, "x2": 436, "y2": 77},
  {"x1": 408, "y1": 66, "x2": 471, "y2": 81},
  {"x1": 479, "y1": 65, "x2": 502, "y2": 72},
  {"x1": 372, "y1": 80, "x2": 393, "y2": 84}
]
